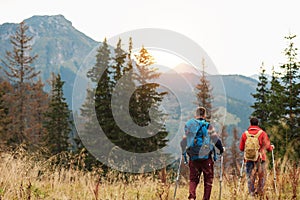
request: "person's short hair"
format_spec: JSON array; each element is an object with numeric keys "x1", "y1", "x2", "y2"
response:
[
  {"x1": 250, "y1": 117, "x2": 259, "y2": 126},
  {"x1": 196, "y1": 107, "x2": 206, "y2": 117}
]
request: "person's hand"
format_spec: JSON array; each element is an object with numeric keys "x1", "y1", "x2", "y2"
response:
[
  {"x1": 184, "y1": 160, "x2": 189, "y2": 166},
  {"x1": 271, "y1": 144, "x2": 275, "y2": 150},
  {"x1": 182, "y1": 153, "x2": 188, "y2": 165},
  {"x1": 220, "y1": 147, "x2": 225, "y2": 154}
]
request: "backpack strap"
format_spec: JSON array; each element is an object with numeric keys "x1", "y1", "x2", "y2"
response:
[
  {"x1": 256, "y1": 130, "x2": 263, "y2": 137},
  {"x1": 245, "y1": 130, "x2": 250, "y2": 137},
  {"x1": 195, "y1": 119, "x2": 209, "y2": 137},
  {"x1": 245, "y1": 130, "x2": 263, "y2": 138}
]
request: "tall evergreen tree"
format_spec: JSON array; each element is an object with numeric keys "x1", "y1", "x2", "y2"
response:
[
  {"x1": 109, "y1": 38, "x2": 135, "y2": 148},
  {"x1": 0, "y1": 21, "x2": 40, "y2": 145},
  {"x1": 130, "y1": 46, "x2": 168, "y2": 152},
  {"x1": 267, "y1": 68, "x2": 287, "y2": 158},
  {"x1": 87, "y1": 38, "x2": 114, "y2": 134},
  {"x1": 251, "y1": 64, "x2": 270, "y2": 129},
  {"x1": 267, "y1": 68, "x2": 285, "y2": 127},
  {"x1": 278, "y1": 34, "x2": 300, "y2": 159},
  {"x1": 44, "y1": 73, "x2": 71, "y2": 155},
  {"x1": 122, "y1": 38, "x2": 136, "y2": 123},
  {"x1": 132, "y1": 46, "x2": 160, "y2": 126},
  {"x1": 112, "y1": 38, "x2": 127, "y2": 83},
  {"x1": 82, "y1": 39, "x2": 113, "y2": 167},
  {"x1": 195, "y1": 58, "x2": 214, "y2": 120}
]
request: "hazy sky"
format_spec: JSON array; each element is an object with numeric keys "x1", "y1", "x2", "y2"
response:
[{"x1": 1, "y1": 0, "x2": 300, "y2": 76}]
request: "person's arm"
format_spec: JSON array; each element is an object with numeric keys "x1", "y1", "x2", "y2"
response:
[
  {"x1": 215, "y1": 139, "x2": 224, "y2": 154},
  {"x1": 180, "y1": 136, "x2": 187, "y2": 153},
  {"x1": 239, "y1": 133, "x2": 246, "y2": 151},
  {"x1": 209, "y1": 126, "x2": 224, "y2": 154},
  {"x1": 180, "y1": 135, "x2": 189, "y2": 164},
  {"x1": 263, "y1": 131, "x2": 274, "y2": 152},
  {"x1": 180, "y1": 122, "x2": 189, "y2": 153}
]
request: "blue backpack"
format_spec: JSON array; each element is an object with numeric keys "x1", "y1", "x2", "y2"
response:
[{"x1": 185, "y1": 118, "x2": 214, "y2": 161}]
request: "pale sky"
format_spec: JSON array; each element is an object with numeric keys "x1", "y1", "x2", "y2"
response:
[{"x1": 1, "y1": 0, "x2": 300, "y2": 76}]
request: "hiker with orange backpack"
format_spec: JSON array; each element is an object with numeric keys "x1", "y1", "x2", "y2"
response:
[{"x1": 239, "y1": 117, "x2": 274, "y2": 196}]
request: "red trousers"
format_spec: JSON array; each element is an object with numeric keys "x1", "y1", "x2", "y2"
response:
[{"x1": 188, "y1": 157, "x2": 214, "y2": 200}]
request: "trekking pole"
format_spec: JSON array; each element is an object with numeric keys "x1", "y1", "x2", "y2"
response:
[
  {"x1": 237, "y1": 159, "x2": 245, "y2": 192},
  {"x1": 173, "y1": 154, "x2": 183, "y2": 200},
  {"x1": 271, "y1": 148, "x2": 278, "y2": 195},
  {"x1": 219, "y1": 154, "x2": 223, "y2": 200}
]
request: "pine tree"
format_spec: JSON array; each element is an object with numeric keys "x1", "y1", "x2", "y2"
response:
[
  {"x1": 87, "y1": 38, "x2": 113, "y2": 133},
  {"x1": 44, "y1": 73, "x2": 71, "y2": 155},
  {"x1": 266, "y1": 68, "x2": 287, "y2": 158},
  {"x1": 251, "y1": 64, "x2": 270, "y2": 129},
  {"x1": 133, "y1": 46, "x2": 160, "y2": 126},
  {"x1": 112, "y1": 38, "x2": 127, "y2": 83},
  {"x1": 109, "y1": 38, "x2": 135, "y2": 145},
  {"x1": 130, "y1": 46, "x2": 168, "y2": 153},
  {"x1": 110, "y1": 38, "x2": 132, "y2": 140},
  {"x1": 0, "y1": 21, "x2": 40, "y2": 145},
  {"x1": 278, "y1": 34, "x2": 300, "y2": 159},
  {"x1": 108, "y1": 38, "x2": 150, "y2": 155},
  {"x1": 267, "y1": 68, "x2": 285, "y2": 126},
  {"x1": 83, "y1": 38, "x2": 113, "y2": 167},
  {"x1": 121, "y1": 37, "x2": 136, "y2": 125},
  {"x1": 195, "y1": 58, "x2": 214, "y2": 120}
]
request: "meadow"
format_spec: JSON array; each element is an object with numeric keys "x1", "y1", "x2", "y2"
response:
[{"x1": 0, "y1": 148, "x2": 299, "y2": 200}]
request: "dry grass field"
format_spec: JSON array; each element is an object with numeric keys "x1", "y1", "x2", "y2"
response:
[{"x1": 0, "y1": 149, "x2": 299, "y2": 200}]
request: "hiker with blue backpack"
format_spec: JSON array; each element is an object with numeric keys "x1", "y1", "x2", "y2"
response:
[
  {"x1": 180, "y1": 107, "x2": 224, "y2": 200},
  {"x1": 239, "y1": 117, "x2": 275, "y2": 197}
]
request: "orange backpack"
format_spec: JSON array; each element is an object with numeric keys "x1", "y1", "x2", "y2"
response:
[{"x1": 244, "y1": 130, "x2": 263, "y2": 161}]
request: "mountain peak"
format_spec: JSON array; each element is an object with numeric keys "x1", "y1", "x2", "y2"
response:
[
  {"x1": 25, "y1": 14, "x2": 72, "y2": 26},
  {"x1": 23, "y1": 15, "x2": 75, "y2": 38},
  {"x1": 0, "y1": 14, "x2": 98, "y2": 77},
  {"x1": 167, "y1": 63, "x2": 201, "y2": 76}
]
